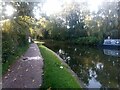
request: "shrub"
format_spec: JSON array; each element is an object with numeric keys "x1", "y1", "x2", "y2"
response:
[
  {"x1": 76, "y1": 36, "x2": 99, "y2": 45},
  {"x1": 2, "y1": 18, "x2": 29, "y2": 63}
]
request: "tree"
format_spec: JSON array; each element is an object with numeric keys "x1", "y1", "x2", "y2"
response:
[{"x1": 117, "y1": 1, "x2": 120, "y2": 39}]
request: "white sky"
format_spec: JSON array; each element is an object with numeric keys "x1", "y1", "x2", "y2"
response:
[
  {"x1": 41, "y1": 0, "x2": 117, "y2": 15},
  {"x1": 42, "y1": 0, "x2": 63, "y2": 16},
  {"x1": 5, "y1": 5, "x2": 15, "y2": 16}
]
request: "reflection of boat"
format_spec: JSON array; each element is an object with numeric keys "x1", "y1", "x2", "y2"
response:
[
  {"x1": 103, "y1": 39, "x2": 120, "y2": 46},
  {"x1": 103, "y1": 49, "x2": 120, "y2": 57}
]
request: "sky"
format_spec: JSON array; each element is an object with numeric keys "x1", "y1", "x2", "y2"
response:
[{"x1": 1, "y1": 0, "x2": 118, "y2": 19}]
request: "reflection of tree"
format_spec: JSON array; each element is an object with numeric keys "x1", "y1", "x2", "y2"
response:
[
  {"x1": 44, "y1": 41, "x2": 120, "y2": 88},
  {"x1": 48, "y1": 43, "x2": 120, "y2": 88},
  {"x1": 77, "y1": 49, "x2": 119, "y2": 88}
]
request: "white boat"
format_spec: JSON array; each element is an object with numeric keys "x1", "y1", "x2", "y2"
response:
[{"x1": 103, "y1": 39, "x2": 120, "y2": 46}]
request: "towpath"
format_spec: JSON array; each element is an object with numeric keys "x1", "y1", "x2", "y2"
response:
[{"x1": 2, "y1": 43, "x2": 43, "y2": 88}]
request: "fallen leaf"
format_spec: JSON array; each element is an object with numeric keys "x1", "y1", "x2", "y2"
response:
[
  {"x1": 4, "y1": 76, "x2": 8, "y2": 79},
  {"x1": 32, "y1": 79, "x2": 35, "y2": 83},
  {"x1": 13, "y1": 78, "x2": 16, "y2": 81},
  {"x1": 24, "y1": 85, "x2": 27, "y2": 88},
  {"x1": 26, "y1": 69, "x2": 28, "y2": 72},
  {"x1": 20, "y1": 75, "x2": 23, "y2": 77},
  {"x1": 47, "y1": 87, "x2": 51, "y2": 90},
  {"x1": 39, "y1": 84, "x2": 41, "y2": 87},
  {"x1": 60, "y1": 66, "x2": 63, "y2": 69},
  {"x1": 17, "y1": 65, "x2": 21, "y2": 70},
  {"x1": 12, "y1": 71, "x2": 14, "y2": 73},
  {"x1": 8, "y1": 69, "x2": 11, "y2": 71}
]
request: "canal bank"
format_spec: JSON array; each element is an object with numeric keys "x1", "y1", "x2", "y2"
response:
[
  {"x1": 42, "y1": 40, "x2": 120, "y2": 88},
  {"x1": 38, "y1": 44, "x2": 83, "y2": 88},
  {"x1": 46, "y1": 45, "x2": 86, "y2": 88}
]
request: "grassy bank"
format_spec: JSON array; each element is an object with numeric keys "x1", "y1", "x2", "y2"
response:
[
  {"x1": 39, "y1": 45, "x2": 81, "y2": 88},
  {"x1": 2, "y1": 45, "x2": 29, "y2": 75}
]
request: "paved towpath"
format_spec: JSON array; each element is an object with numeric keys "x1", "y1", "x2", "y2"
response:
[{"x1": 2, "y1": 43, "x2": 43, "y2": 88}]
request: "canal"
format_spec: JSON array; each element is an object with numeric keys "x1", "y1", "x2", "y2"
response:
[{"x1": 43, "y1": 40, "x2": 120, "y2": 88}]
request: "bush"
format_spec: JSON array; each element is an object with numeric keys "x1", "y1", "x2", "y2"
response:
[
  {"x1": 76, "y1": 36, "x2": 100, "y2": 45},
  {"x1": 2, "y1": 18, "x2": 29, "y2": 63}
]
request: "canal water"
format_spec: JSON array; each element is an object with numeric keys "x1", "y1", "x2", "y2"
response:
[{"x1": 44, "y1": 41, "x2": 120, "y2": 88}]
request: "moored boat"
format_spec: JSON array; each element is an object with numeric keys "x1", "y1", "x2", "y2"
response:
[
  {"x1": 103, "y1": 39, "x2": 120, "y2": 49},
  {"x1": 103, "y1": 39, "x2": 120, "y2": 46}
]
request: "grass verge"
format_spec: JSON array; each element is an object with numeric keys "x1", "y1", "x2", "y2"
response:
[
  {"x1": 39, "y1": 45, "x2": 81, "y2": 89},
  {"x1": 2, "y1": 45, "x2": 29, "y2": 75}
]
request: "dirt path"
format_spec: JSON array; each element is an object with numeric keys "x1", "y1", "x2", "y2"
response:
[{"x1": 2, "y1": 43, "x2": 44, "y2": 88}]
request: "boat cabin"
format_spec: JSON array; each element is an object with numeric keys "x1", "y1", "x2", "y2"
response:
[{"x1": 103, "y1": 39, "x2": 120, "y2": 46}]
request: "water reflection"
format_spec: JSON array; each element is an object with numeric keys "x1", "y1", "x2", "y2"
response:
[
  {"x1": 57, "y1": 49, "x2": 71, "y2": 64},
  {"x1": 103, "y1": 49, "x2": 120, "y2": 57},
  {"x1": 87, "y1": 68, "x2": 101, "y2": 88},
  {"x1": 44, "y1": 42, "x2": 120, "y2": 89},
  {"x1": 96, "y1": 63, "x2": 104, "y2": 70}
]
